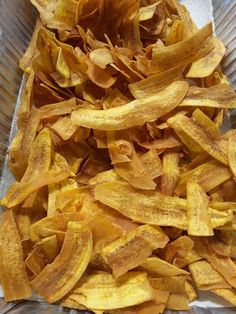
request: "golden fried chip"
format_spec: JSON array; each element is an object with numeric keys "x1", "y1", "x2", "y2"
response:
[
  {"x1": 31, "y1": 222, "x2": 92, "y2": 303},
  {"x1": 51, "y1": 116, "x2": 78, "y2": 141},
  {"x1": 187, "y1": 38, "x2": 226, "y2": 78},
  {"x1": 69, "y1": 271, "x2": 154, "y2": 310},
  {"x1": 39, "y1": 98, "x2": 77, "y2": 119},
  {"x1": 189, "y1": 260, "x2": 230, "y2": 290},
  {"x1": 140, "y1": 257, "x2": 189, "y2": 277},
  {"x1": 71, "y1": 81, "x2": 188, "y2": 130},
  {"x1": 185, "y1": 281, "x2": 198, "y2": 302},
  {"x1": 161, "y1": 151, "x2": 180, "y2": 196},
  {"x1": 152, "y1": 23, "x2": 213, "y2": 69},
  {"x1": 180, "y1": 84, "x2": 236, "y2": 108},
  {"x1": 187, "y1": 181, "x2": 213, "y2": 236},
  {"x1": 95, "y1": 181, "x2": 188, "y2": 229},
  {"x1": 212, "y1": 288, "x2": 236, "y2": 306},
  {"x1": 8, "y1": 107, "x2": 40, "y2": 180},
  {"x1": 37, "y1": 234, "x2": 60, "y2": 262},
  {"x1": 25, "y1": 246, "x2": 47, "y2": 276},
  {"x1": 90, "y1": 48, "x2": 114, "y2": 69},
  {"x1": 160, "y1": 236, "x2": 194, "y2": 267},
  {"x1": 1, "y1": 153, "x2": 71, "y2": 209},
  {"x1": 102, "y1": 225, "x2": 169, "y2": 277},
  {"x1": 228, "y1": 135, "x2": 236, "y2": 177},
  {"x1": 168, "y1": 114, "x2": 227, "y2": 165},
  {"x1": 128, "y1": 66, "x2": 183, "y2": 99},
  {"x1": 194, "y1": 237, "x2": 236, "y2": 289},
  {"x1": 0, "y1": 210, "x2": 31, "y2": 301},
  {"x1": 89, "y1": 169, "x2": 119, "y2": 185},
  {"x1": 176, "y1": 160, "x2": 232, "y2": 195}
]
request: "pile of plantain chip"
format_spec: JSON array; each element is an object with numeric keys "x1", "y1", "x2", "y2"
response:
[{"x1": 1, "y1": 0, "x2": 236, "y2": 312}]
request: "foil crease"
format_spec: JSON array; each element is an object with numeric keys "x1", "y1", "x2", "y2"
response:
[{"x1": 0, "y1": 0, "x2": 236, "y2": 313}]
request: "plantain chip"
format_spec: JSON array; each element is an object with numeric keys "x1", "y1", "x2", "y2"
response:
[
  {"x1": 31, "y1": 222, "x2": 92, "y2": 303},
  {"x1": 189, "y1": 260, "x2": 231, "y2": 290},
  {"x1": 1, "y1": 153, "x2": 71, "y2": 209},
  {"x1": 25, "y1": 246, "x2": 47, "y2": 276},
  {"x1": 211, "y1": 288, "x2": 236, "y2": 306},
  {"x1": 185, "y1": 281, "x2": 198, "y2": 302},
  {"x1": 51, "y1": 116, "x2": 78, "y2": 141},
  {"x1": 102, "y1": 225, "x2": 169, "y2": 277},
  {"x1": 187, "y1": 38, "x2": 226, "y2": 78},
  {"x1": 71, "y1": 81, "x2": 188, "y2": 130},
  {"x1": 160, "y1": 236, "x2": 194, "y2": 267},
  {"x1": 228, "y1": 135, "x2": 236, "y2": 177},
  {"x1": 89, "y1": 169, "x2": 119, "y2": 185},
  {"x1": 168, "y1": 113, "x2": 227, "y2": 165},
  {"x1": 161, "y1": 151, "x2": 180, "y2": 196},
  {"x1": 8, "y1": 107, "x2": 40, "y2": 180},
  {"x1": 180, "y1": 84, "x2": 236, "y2": 108},
  {"x1": 176, "y1": 160, "x2": 232, "y2": 195},
  {"x1": 95, "y1": 181, "x2": 188, "y2": 229},
  {"x1": 108, "y1": 133, "x2": 163, "y2": 190},
  {"x1": 140, "y1": 257, "x2": 189, "y2": 277},
  {"x1": 39, "y1": 98, "x2": 77, "y2": 119},
  {"x1": 187, "y1": 181, "x2": 213, "y2": 236},
  {"x1": 152, "y1": 23, "x2": 213, "y2": 69},
  {"x1": 69, "y1": 271, "x2": 154, "y2": 310},
  {"x1": 0, "y1": 210, "x2": 31, "y2": 301},
  {"x1": 194, "y1": 237, "x2": 236, "y2": 289},
  {"x1": 128, "y1": 66, "x2": 183, "y2": 99},
  {"x1": 37, "y1": 234, "x2": 60, "y2": 262}
]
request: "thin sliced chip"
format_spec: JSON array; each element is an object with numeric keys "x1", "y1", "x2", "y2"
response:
[
  {"x1": 15, "y1": 210, "x2": 31, "y2": 241},
  {"x1": 166, "y1": 293, "x2": 189, "y2": 310},
  {"x1": 140, "y1": 257, "x2": 189, "y2": 277},
  {"x1": 150, "y1": 276, "x2": 187, "y2": 294},
  {"x1": 31, "y1": 222, "x2": 92, "y2": 303},
  {"x1": 108, "y1": 134, "x2": 163, "y2": 190},
  {"x1": 95, "y1": 181, "x2": 188, "y2": 229},
  {"x1": 37, "y1": 235, "x2": 60, "y2": 262},
  {"x1": 48, "y1": 179, "x2": 78, "y2": 216},
  {"x1": 102, "y1": 225, "x2": 169, "y2": 277},
  {"x1": 209, "y1": 201, "x2": 236, "y2": 211},
  {"x1": 185, "y1": 281, "x2": 198, "y2": 302},
  {"x1": 228, "y1": 135, "x2": 236, "y2": 177},
  {"x1": 180, "y1": 84, "x2": 236, "y2": 108},
  {"x1": 25, "y1": 247, "x2": 47, "y2": 276},
  {"x1": 21, "y1": 127, "x2": 52, "y2": 182},
  {"x1": 90, "y1": 48, "x2": 114, "y2": 69},
  {"x1": 8, "y1": 107, "x2": 40, "y2": 180},
  {"x1": 71, "y1": 81, "x2": 188, "y2": 130},
  {"x1": 161, "y1": 151, "x2": 180, "y2": 196},
  {"x1": 18, "y1": 71, "x2": 35, "y2": 127},
  {"x1": 69, "y1": 271, "x2": 154, "y2": 310},
  {"x1": 0, "y1": 210, "x2": 31, "y2": 301},
  {"x1": 39, "y1": 98, "x2": 77, "y2": 119},
  {"x1": 168, "y1": 114, "x2": 227, "y2": 165},
  {"x1": 176, "y1": 160, "x2": 232, "y2": 195},
  {"x1": 212, "y1": 288, "x2": 236, "y2": 306},
  {"x1": 30, "y1": 212, "x2": 93, "y2": 242},
  {"x1": 152, "y1": 23, "x2": 213, "y2": 69},
  {"x1": 189, "y1": 260, "x2": 230, "y2": 290},
  {"x1": 51, "y1": 116, "x2": 78, "y2": 140},
  {"x1": 166, "y1": 19, "x2": 185, "y2": 46},
  {"x1": 187, "y1": 38, "x2": 226, "y2": 78},
  {"x1": 194, "y1": 237, "x2": 236, "y2": 289},
  {"x1": 139, "y1": 2, "x2": 160, "y2": 21},
  {"x1": 1, "y1": 153, "x2": 71, "y2": 209},
  {"x1": 128, "y1": 66, "x2": 183, "y2": 99},
  {"x1": 187, "y1": 181, "x2": 213, "y2": 236},
  {"x1": 89, "y1": 169, "x2": 119, "y2": 185},
  {"x1": 192, "y1": 108, "x2": 221, "y2": 141},
  {"x1": 160, "y1": 236, "x2": 194, "y2": 267},
  {"x1": 19, "y1": 18, "x2": 42, "y2": 72}
]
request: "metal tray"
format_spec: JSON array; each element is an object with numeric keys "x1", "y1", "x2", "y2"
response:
[{"x1": 0, "y1": 0, "x2": 236, "y2": 313}]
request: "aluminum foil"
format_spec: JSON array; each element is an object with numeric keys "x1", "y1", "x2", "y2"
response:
[{"x1": 0, "y1": 0, "x2": 236, "y2": 313}]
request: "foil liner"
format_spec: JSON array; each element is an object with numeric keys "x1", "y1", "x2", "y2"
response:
[{"x1": 0, "y1": 0, "x2": 236, "y2": 313}]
